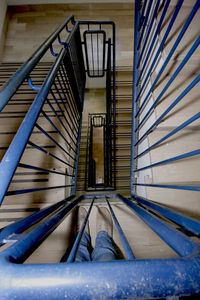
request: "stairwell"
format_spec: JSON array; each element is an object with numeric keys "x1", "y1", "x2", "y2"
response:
[
  {"x1": 0, "y1": 1, "x2": 199, "y2": 298},
  {"x1": 76, "y1": 67, "x2": 133, "y2": 197}
]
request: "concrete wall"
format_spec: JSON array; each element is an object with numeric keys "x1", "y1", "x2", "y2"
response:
[
  {"x1": 1, "y1": 2, "x2": 134, "y2": 65},
  {"x1": 0, "y1": 0, "x2": 7, "y2": 60},
  {"x1": 7, "y1": 0, "x2": 133, "y2": 4}
]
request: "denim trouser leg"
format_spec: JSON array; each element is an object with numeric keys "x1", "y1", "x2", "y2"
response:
[
  {"x1": 75, "y1": 232, "x2": 92, "y2": 262},
  {"x1": 92, "y1": 230, "x2": 117, "y2": 261}
]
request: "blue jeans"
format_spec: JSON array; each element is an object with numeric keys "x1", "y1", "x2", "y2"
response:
[{"x1": 75, "y1": 230, "x2": 117, "y2": 262}]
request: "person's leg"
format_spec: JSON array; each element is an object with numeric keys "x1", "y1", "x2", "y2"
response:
[
  {"x1": 75, "y1": 231, "x2": 92, "y2": 262},
  {"x1": 92, "y1": 230, "x2": 117, "y2": 261},
  {"x1": 92, "y1": 207, "x2": 117, "y2": 261},
  {"x1": 75, "y1": 206, "x2": 92, "y2": 262}
]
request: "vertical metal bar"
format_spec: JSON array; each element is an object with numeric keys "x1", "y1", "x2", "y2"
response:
[
  {"x1": 60, "y1": 64, "x2": 80, "y2": 120},
  {"x1": 135, "y1": 112, "x2": 200, "y2": 159},
  {"x1": 72, "y1": 115, "x2": 83, "y2": 195},
  {"x1": 57, "y1": 67, "x2": 79, "y2": 118},
  {"x1": 134, "y1": 149, "x2": 200, "y2": 172},
  {"x1": 136, "y1": 35, "x2": 200, "y2": 127},
  {"x1": 41, "y1": 110, "x2": 77, "y2": 152},
  {"x1": 136, "y1": 0, "x2": 183, "y2": 90},
  {"x1": 28, "y1": 140, "x2": 73, "y2": 167},
  {"x1": 97, "y1": 32, "x2": 99, "y2": 76},
  {"x1": 137, "y1": 0, "x2": 161, "y2": 68},
  {"x1": 46, "y1": 98, "x2": 78, "y2": 146},
  {"x1": 136, "y1": 0, "x2": 199, "y2": 109},
  {"x1": 106, "y1": 199, "x2": 135, "y2": 260},
  {"x1": 54, "y1": 74, "x2": 79, "y2": 124},
  {"x1": 50, "y1": 87, "x2": 78, "y2": 137},
  {"x1": 137, "y1": 0, "x2": 153, "y2": 50},
  {"x1": 112, "y1": 22, "x2": 116, "y2": 190},
  {"x1": 18, "y1": 162, "x2": 70, "y2": 176},
  {"x1": 35, "y1": 123, "x2": 75, "y2": 160},
  {"x1": 91, "y1": 33, "x2": 94, "y2": 76},
  {"x1": 6, "y1": 184, "x2": 73, "y2": 197},
  {"x1": 135, "y1": 74, "x2": 200, "y2": 146},
  {"x1": 56, "y1": 70, "x2": 79, "y2": 130},
  {"x1": 130, "y1": 0, "x2": 141, "y2": 197},
  {"x1": 132, "y1": 182, "x2": 200, "y2": 192},
  {"x1": 67, "y1": 199, "x2": 94, "y2": 263},
  {"x1": 54, "y1": 75, "x2": 79, "y2": 132},
  {"x1": 137, "y1": 0, "x2": 171, "y2": 69},
  {"x1": 138, "y1": 0, "x2": 148, "y2": 30}
]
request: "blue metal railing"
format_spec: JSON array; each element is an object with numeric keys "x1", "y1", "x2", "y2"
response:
[
  {"x1": 0, "y1": 2, "x2": 199, "y2": 298},
  {"x1": 131, "y1": 0, "x2": 200, "y2": 194},
  {"x1": 0, "y1": 18, "x2": 85, "y2": 206},
  {"x1": 0, "y1": 14, "x2": 75, "y2": 112},
  {"x1": 0, "y1": 193, "x2": 200, "y2": 298}
]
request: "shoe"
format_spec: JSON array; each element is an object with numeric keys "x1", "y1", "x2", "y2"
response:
[
  {"x1": 77, "y1": 206, "x2": 90, "y2": 235},
  {"x1": 96, "y1": 207, "x2": 113, "y2": 237}
]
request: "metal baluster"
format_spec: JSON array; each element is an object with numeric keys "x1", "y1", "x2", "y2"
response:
[
  {"x1": 135, "y1": 36, "x2": 200, "y2": 128},
  {"x1": 41, "y1": 110, "x2": 77, "y2": 152},
  {"x1": 35, "y1": 123, "x2": 76, "y2": 164},
  {"x1": 106, "y1": 199, "x2": 135, "y2": 260},
  {"x1": 135, "y1": 74, "x2": 200, "y2": 146},
  {"x1": 66, "y1": 199, "x2": 94, "y2": 263},
  {"x1": 28, "y1": 140, "x2": 74, "y2": 168}
]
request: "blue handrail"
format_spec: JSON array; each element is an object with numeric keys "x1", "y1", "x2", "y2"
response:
[
  {"x1": 0, "y1": 194, "x2": 199, "y2": 299},
  {"x1": 0, "y1": 19, "x2": 85, "y2": 207},
  {"x1": 0, "y1": 14, "x2": 75, "y2": 112},
  {"x1": 0, "y1": 48, "x2": 66, "y2": 206},
  {"x1": 131, "y1": 0, "x2": 200, "y2": 196}
]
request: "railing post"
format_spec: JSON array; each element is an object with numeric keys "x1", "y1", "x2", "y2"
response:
[{"x1": 130, "y1": 0, "x2": 141, "y2": 197}]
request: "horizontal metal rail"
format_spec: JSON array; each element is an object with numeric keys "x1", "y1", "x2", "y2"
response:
[{"x1": 0, "y1": 194, "x2": 199, "y2": 299}]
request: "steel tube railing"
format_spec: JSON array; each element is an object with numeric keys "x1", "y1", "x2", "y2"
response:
[
  {"x1": 67, "y1": 199, "x2": 94, "y2": 263},
  {"x1": 133, "y1": 195, "x2": 200, "y2": 237},
  {"x1": 136, "y1": 0, "x2": 199, "y2": 116},
  {"x1": 132, "y1": 183, "x2": 200, "y2": 192},
  {"x1": 137, "y1": 0, "x2": 154, "y2": 51},
  {"x1": 35, "y1": 123, "x2": 76, "y2": 164},
  {"x1": 106, "y1": 199, "x2": 135, "y2": 260},
  {"x1": 137, "y1": 0, "x2": 171, "y2": 69},
  {"x1": 137, "y1": 0, "x2": 161, "y2": 67},
  {"x1": 18, "y1": 162, "x2": 71, "y2": 176},
  {"x1": 0, "y1": 5, "x2": 199, "y2": 298},
  {"x1": 1, "y1": 196, "x2": 83, "y2": 263},
  {"x1": 0, "y1": 20, "x2": 85, "y2": 206},
  {"x1": 0, "y1": 48, "x2": 66, "y2": 205},
  {"x1": 0, "y1": 14, "x2": 75, "y2": 111},
  {"x1": 0, "y1": 195, "x2": 76, "y2": 245},
  {"x1": 134, "y1": 149, "x2": 200, "y2": 173},
  {"x1": 136, "y1": 35, "x2": 200, "y2": 128},
  {"x1": 136, "y1": 0, "x2": 182, "y2": 92},
  {"x1": 118, "y1": 194, "x2": 197, "y2": 257},
  {"x1": 135, "y1": 112, "x2": 200, "y2": 159},
  {"x1": 0, "y1": 194, "x2": 199, "y2": 299},
  {"x1": 135, "y1": 74, "x2": 200, "y2": 146}
]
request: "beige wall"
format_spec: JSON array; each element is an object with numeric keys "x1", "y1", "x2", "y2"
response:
[
  {"x1": 0, "y1": 0, "x2": 7, "y2": 60},
  {"x1": 2, "y1": 3, "x2": 134, "y2": 66}
]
